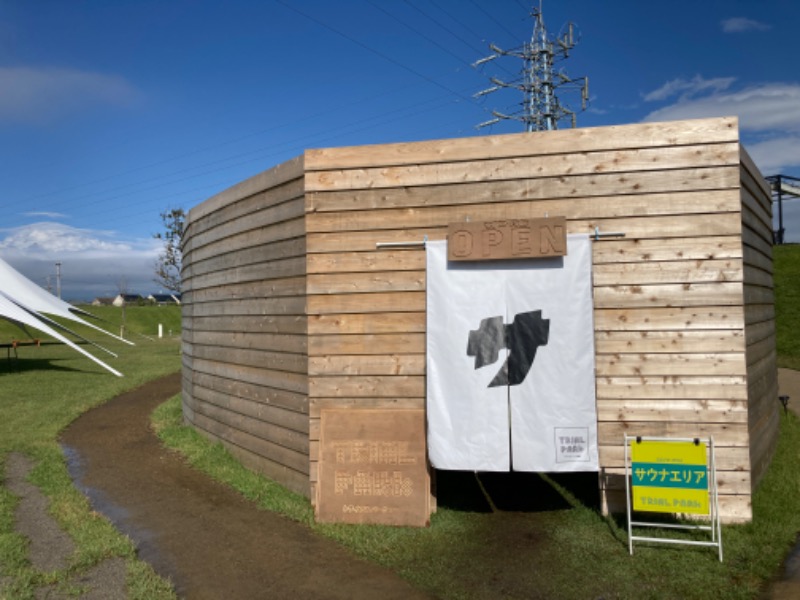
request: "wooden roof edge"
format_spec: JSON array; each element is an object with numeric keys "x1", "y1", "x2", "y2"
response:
[
  {"x1": 303, "y1": 116, "x2": 740, "y2": 171},
  {"x1": 739, "y1": 144, "x2": 771, "y2": 199},
  {"x1": 187, "y1": 154, "x2": 305, "y2": 226}
]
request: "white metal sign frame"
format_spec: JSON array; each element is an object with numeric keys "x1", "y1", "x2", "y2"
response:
[{"x1": 624, "y1": 434, "x2": 723, "y2": 562}]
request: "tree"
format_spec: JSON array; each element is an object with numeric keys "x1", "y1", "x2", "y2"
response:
[{"x1": 153, "y1": 208, "x2": 185, "y2": 293}]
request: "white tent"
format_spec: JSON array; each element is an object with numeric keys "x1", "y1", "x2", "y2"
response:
[
  {"x1": 0, "y1": 294, "x2": 122, "y2": 377},
  {"x1": 0, "y1": 258, "x2": 132, "y2": 346},
  {"x1": 0, "y1": 257, "x2": 126, "y2": 376}
]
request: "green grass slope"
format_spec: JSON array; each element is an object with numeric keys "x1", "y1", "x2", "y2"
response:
[
  {"x1": 774, "y1": 244, "x2": 800, "y2": 370},
  {"x1": 73, "y1": 304, "x2": 181, "y2": 339},
  {"x1": 0, "y1": 304, "x2": 181, "y2": 343}
]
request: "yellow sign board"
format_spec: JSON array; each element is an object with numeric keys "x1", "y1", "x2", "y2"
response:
[{"x1": 630, "y1": 440, "x2": 709, "y2": 515}]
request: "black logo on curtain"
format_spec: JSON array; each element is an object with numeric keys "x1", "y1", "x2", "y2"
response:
[{"x1": 467, "y1": 310, "x2": 550, "y2": 387}]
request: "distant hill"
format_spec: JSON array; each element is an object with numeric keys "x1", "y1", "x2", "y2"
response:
[
  {"x1": 0, "y1": 303, "x2": 181, "y2": 341},
  {"x1": 75, "y1": 304, "x2": 182, "y2": 338}
]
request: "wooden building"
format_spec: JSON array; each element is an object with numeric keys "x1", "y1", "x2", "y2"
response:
[{"x1": 181, "y1": 116, "x2": 778, "y2": 524}]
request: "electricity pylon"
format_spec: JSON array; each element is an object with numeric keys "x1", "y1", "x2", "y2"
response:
[{"x1": 473, "y1": 2, "x2": 589, "y2": 132}]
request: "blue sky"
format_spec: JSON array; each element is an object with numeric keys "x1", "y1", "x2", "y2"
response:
[{"x1": 1, "y1": 0, "x2": 799, "y2": 299}]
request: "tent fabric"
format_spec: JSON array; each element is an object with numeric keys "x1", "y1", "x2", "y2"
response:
[
  {"x1": 0, "y1": 258, "x2": 132, "y2": 346},
  {"x1": 0, "y1": 257, "x2": 124, "y2": 376},
  {"x1": 0, "y1": 294, "x2": 122, "y2": 377},
  {"x1": 2, "y1": 295, "x2": 120, "y2": 359}
]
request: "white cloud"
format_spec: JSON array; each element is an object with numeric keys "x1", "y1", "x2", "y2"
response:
[
  {"x1": 23, "y1": 211, "x2": 69, "y2": 219},
  {"x1": 643, "y1": 83, "x2": 800, "y2": 132},
  {"x1": 641, "y1": 80, "x2": 800, "y2": 174},
  {"x1": 747, "y1": 136, "x2": 800, "y2": 173},
  {"x1": 642, "y1": 75, "x2": 800, "y2": 238},
  {"x1": 643, "y1": 75, "x2": 736, "y2": 102},
  {"x1": 721, "y1": 17, "x2": 771, "y2": 33},
  {"x1": 0, "y1": 66, "x2": 141, "y2": 123},
  {"x1": 0, "y1": 222, "x2": 161, "y2": 300},
  {"x1": 0, "y1": 221, "x2": 131, "y2": 254}
]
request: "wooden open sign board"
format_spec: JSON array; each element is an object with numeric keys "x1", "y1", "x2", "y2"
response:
[
  {"x1": 448, "y1": 217, "x2": 567, "y2": 261},
  {"x1": 316, "y1": 408, "x2": 430, "y2": 527}
]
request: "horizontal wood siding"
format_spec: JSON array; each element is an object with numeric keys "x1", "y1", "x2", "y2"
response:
[
  {"x1": 303, "y1": 117, "x2": 758, "y2": 521},
  {"x1": 182, "y1": 156, "x2": 310, "y2": 497},
  {"x1": 179, "y1": 117, "x2": 775, "y2": 523},
  {"x1": 739, "y1": 146, "x2": 779, "y2": 490}
]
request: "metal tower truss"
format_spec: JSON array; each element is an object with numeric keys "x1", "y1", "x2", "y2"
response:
[
  {"x1": 766, "y1": 174, "x2": 800, "y2": 244},
  {"x1": 474, "y1": 3, "x2": 588, "y2": 132}
]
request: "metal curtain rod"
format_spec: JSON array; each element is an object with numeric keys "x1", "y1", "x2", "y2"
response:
[
  {"x1": 376, "y1": 235, "x2": 428, "y2": 249},
  {"x1": 376, "y1": 230, "x2": 625, "y2": 247},
  {"x1": 594, "y1": 227, "x2": 625, "y2": 241}
]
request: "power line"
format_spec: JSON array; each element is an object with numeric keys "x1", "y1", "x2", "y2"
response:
[
  {"x1": 367, "y1": 0, "x2": 473, "y2": 66},
  {"x1": 4, "y1": 1, "x2": 499, "y2": 219},
  {"x1": 404, "y1": 0, "x2": 485, "y2": 56},
  {"x1": 3, "y1": 85, "x2": 478, "y2": 216},
  {"x1": 4, "y1": 75, "x2": 456, "y2": 210},
  {"x1": 10, "y1": 87, "x2": 478, "y2": 236},
  {"x1": 428, "y1": 0, "x2": 487, "y2": 45},
  {"x1": 4, "y1": 87, "x2": 472, "y2": 220},
  {"x1": 469, "y1": 0, "x2": 519, "y2": 41},
  {"x1": 273, "y1": 0, "x2": 486, "y2": 109},
  {"x1": 6, "y1": 1, "x2": 542, "y2": 241},
  {"x1": 80, "y1": 93, "x2": 484, "y2": 234},
  {"x1": 404, "y1": 0, "x2": 517, "y2": 80}
]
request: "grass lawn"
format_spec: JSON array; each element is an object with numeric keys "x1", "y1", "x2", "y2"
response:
[
  {"x1": 71, "y1": 304, "x2": 183, "y2": 342},
  {"x1": 774, "y1": 245, "x2": 800, "y2": 370},
  {"x1": 0, "y1": 308, "x2": 180, "y2": 599},
  {"x1": 150, "y1": 244, "x2": 800, "y2": 599},
  {"x1": 1, "y1": 243, "x2": 799, "y2": 599},
  {"x1": 151, "y1": 397, "x2": 800, "y2": 600}
]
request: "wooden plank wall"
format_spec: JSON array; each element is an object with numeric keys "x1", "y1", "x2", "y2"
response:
[
  {"x1": 739, "y1": 146, "x2": 779, "y2": 489},
  {"x1": 181, "y1": 156, "x2": 311, "y2": 497},
  {"x1": 303, "y1": 116, "x2": 760, "y2": 522}
]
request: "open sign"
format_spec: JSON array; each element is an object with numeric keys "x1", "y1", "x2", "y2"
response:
[{"x1": 447, "y1": 217, "x2": 567, "y2": 261}]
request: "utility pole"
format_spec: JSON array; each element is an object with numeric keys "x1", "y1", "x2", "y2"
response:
[
  {"x1": 55, "y1": 261, "x2": 62, "y2": 299},
  {"x1": 473, "y1": 1, "x2": 589, "y2": 132}
]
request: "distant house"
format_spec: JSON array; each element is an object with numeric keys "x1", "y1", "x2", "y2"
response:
[
  {"x1": 91, "y1": 297, "x2": 115, "y2": 306},
  {"x1": 112, "y1": 294, "x2": 143, "y2": 307},
  {"x1": 147, "y1": 293, "x2": 181, "y2": 305}
]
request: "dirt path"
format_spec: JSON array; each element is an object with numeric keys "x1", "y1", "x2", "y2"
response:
[
  {"x1": 59, "y1": 373, "x2": 433, "y2": 600},
  {"x1": 767, "y1": 368, "x2": 800, "y2": 600},
  {"x1": 52, "y1": 370, "x2": 800, "y2": 599}
]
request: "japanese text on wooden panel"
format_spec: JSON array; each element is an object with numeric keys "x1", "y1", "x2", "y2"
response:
[{"x1": 317, "y1": 409, "x2": 430, "y2": 527}]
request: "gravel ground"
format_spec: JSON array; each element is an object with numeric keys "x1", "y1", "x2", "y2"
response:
[{"x1": 2, "y1": 453, "x2": 127, "y2": 600}]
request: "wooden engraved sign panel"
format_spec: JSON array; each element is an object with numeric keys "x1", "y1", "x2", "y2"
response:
[
  {"x1": 316, "y1": 408, "x2": 430, "y2": 527},
  {"x1": 448, "y1": 217, "x2": 567, "y2": 261}
]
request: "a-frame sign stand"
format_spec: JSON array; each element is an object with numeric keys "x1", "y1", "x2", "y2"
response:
[{"x1": 624, "y1": 435, "x2": 723, "y2": 562}]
